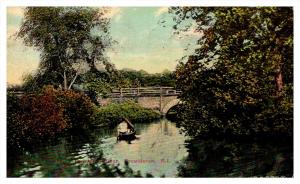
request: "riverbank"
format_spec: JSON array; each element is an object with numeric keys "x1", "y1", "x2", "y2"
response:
[
  {"x1": 92, "y1": 101, "x2": 161, "y2": 128},
  {"x1": 7, "y1": 87, "x2": 160, "y2": 152}
]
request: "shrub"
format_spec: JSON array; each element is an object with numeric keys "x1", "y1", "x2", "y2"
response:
[
  {"x1": 56, "y1": 88, "x2": 95, "y2": 130},
  {"x1": 7, "y1": 88, "x2": 68, "y2": 149},
  {"x1": 7, "y1": 92, "x2": 23, "y2": 149},
  {"x1": 92, "y1": 101, "x2": 160, "y2": 127},
  {"x1": 7, "y1": 85, "x2": 96, "y2": 149}
]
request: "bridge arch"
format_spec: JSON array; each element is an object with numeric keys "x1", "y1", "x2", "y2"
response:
[
  {"x1": 161, "y1": 98, "x2": 180, "y2": 115},
  {"x1": 98, "y1": 87, "x2": 182, "y2": 115}
]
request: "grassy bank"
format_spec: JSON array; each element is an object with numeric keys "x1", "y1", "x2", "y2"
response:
[{"x1": 92, "y1": 101, "x2": 161, "y2": 128}]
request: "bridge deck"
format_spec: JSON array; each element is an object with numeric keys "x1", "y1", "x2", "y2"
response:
[{"x1": 109, "y1": 87, "x2": 181, "y2": 98}]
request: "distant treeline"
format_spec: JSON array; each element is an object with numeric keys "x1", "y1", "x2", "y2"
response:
[
  {"x1": 8, "y1": 69, "x2": 175, "y2": 91},
  {"x1": 118, "y1": 69, "x2": 176, "y2": 87}
]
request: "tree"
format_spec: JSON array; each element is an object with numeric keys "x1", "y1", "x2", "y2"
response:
[
  {"x1": 118, "y1": 69, "x2": 176, "y2": 87},
  {"x1": 17, "y1": 7, "x2": 113, "y2": 90},
  {"x1": 170, "y1": 7, "x2": 293, "y2": 137}
]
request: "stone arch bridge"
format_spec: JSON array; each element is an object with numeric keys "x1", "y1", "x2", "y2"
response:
[{"x1": 99, "y1": 87, "x2": 181, "y2": 115}]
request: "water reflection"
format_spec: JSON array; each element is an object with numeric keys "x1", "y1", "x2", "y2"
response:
[
  {"x1": 8, "y1": 119, "x2": 292, "y2": 177},
  {"x1": 177, "y1": 137, "x2": 293, "y2": 177},
  {"x1": 100, "y1": 119, "x2": 188, "y2": 177},
  {"x1": 8, "y1": 119, "x2": 188, "y2": 177}
]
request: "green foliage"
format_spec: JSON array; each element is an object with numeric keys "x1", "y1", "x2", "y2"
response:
[
  {"x1": 84, "y1": 79, "x2": 112, "y2": 98},
  {"x1": 7, "y1": 92, "x2": 23, "y2": 150},
  {"x1": 17, "y1": 7, "x2": 113, "y2": 90},
  {"x1": 92, "y1": 101, "x2": 160, "y2": 127},
  {"x1": 118, "y1": 69, "x2": 176, "y2": 87},
  {"x1": 171, "y1": 7, "x2": 293, "y2": 137},
  {"x1": 22, "y1": 72, "x2": 62, "y2": 92}
]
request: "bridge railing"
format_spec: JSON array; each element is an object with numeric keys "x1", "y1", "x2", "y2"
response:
[
  {"x1": 9, "y1": 87, "x2": 182, "y2": 98},
  {"x1": 109, "y1": 87, "x2": 181, "y2": 97}
]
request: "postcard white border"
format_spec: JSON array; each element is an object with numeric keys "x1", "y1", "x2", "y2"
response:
[{"x1": 1, "y1": 1, "x2": 299, "y2": 184}]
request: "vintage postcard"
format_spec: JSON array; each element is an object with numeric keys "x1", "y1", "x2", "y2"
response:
[{"x1": 6, "y1": 6, "x2": 293, "y2": 178}]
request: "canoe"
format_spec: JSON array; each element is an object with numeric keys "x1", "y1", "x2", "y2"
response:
[{"x1": 117, "y1": 130, "x2": 136, "y2": 140}]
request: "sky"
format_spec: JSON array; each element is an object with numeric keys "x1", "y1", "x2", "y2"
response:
[{"x1": 7, "y1": 7, "x2": 199, "y2": 85}]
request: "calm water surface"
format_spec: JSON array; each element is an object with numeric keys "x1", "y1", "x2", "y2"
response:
[
  {"x1": 7, "y1": 118, "x2": 293, "y2": 177},
  {"x1": 8, "y1": 119, "x2": 189, "y2": 177}
]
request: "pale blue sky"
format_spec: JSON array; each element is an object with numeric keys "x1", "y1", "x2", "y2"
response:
[{"x1": 7, "y1": 7, "x2": 199, "y2": 85}]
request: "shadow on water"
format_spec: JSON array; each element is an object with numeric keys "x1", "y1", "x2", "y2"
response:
[
  {"x1": 165, "y1": 106, "x2": 293, "y2": 177},
  {"x1": 7, "y1": 129, "x2": 102, "y2": 177},
  {"x1": 177, "y1": 136, "x2": 293, "y2": 177}
]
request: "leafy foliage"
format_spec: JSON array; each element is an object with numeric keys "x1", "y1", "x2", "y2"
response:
[
  {"x1": 55, "y1": 87, "x2": 96, "y2": 130},
  {"x1": 8, "y1": 88, "x2": 67, "y2": 149},
  {"x1": 170, "y1": 7, "x2": 293, "y2": 137},
  {"x1": 17, "y1": 7, "x2": 114, "y2": 90},
  {"x1": 7, "y1": 92, "x2": 24, "y2": 150},
  {"x1": 7, "y1": 85, "x2": 160, "y2": 150},
  {"x1": 93, "y1": 101, "x2": 160, "y2": 127},
  {"x1": 7, "y1": 86, "x2": 95, "y2": 149},
  {"x1": 118, "y1": 69, "x2": 176, "y2": 87}
]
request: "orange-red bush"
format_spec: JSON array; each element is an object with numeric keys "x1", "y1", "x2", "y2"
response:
[
  {"x1": 18, "y1": 87, "x2": 68, "y2": 143},
  {"x1": 56, "y1": 87, "x2": 95, "y2": 130},
  {"x1": 7, "y1": 85, "x2": 95, "y2": 148}
]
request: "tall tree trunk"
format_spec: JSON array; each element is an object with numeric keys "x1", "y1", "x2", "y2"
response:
[
  {"x1": 275, "y1": 70, "x2": 283, "y2": 92},
  {"x1": 68, "y1": 73, "x2": 79, "y2": 90},
  {"x1": 274, "y1": 51, "x2": 283, "y2": 95},
  {"x1": 63, "y1": 70, "x2": 68, "y2": 90}
]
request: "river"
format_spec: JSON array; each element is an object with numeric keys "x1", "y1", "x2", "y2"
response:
[
  {"x1": 7, "y1": 118, "x2": 293, "y2": 177},
  {"x1": 8, "y1": 119, "x2": 189, "y2": 177}
]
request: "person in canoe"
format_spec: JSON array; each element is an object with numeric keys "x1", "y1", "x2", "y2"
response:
[{"x1": 117, "y1": 118, "x2": 136, "y2": 141}]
